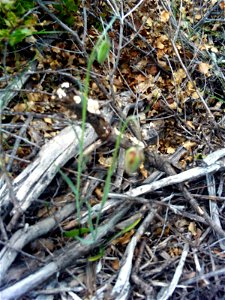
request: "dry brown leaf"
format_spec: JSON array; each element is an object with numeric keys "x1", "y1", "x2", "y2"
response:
[
  {"x1": 175, "y1": 218, "x2": 189, "y2": 228},
  {"x1": 194, "y1": 14, "x2": 201, "y2": 20},
  {"x1": 168, "y1": 101, "x2": 182, "y2": 112},
  {"x1": 136, "y1": 75, "x2": 154, "y2": 93},
  {"x1": 155, "y1": 35, "x2": 168, "y2": 50},
  {"x1": 210, "y1": 46, "x2": 218, "y2": 53},
  {"x1": 27, "y1": 92, "x2": 42, "y2": 102},
  {"x1": 13, "y1": 103, "x2": 26, "y2": 112},
  {"x1": 156, "y1": 40, "x2": 165, "y2": 49},
  {"x1": 157, "y1": 60, "x2": 168, "y2": 68},
  {"x1": 169, "y1": 247, "x2": 182, "y2": 257},
  {"x1": 111, "y1": 259, "x2": 120, "y2": 271},
  {"x1": 168, "y1": 101, "x2": 177, "y2": 110},
  {"x1": 112, "y1": 230, "x2": 135, "y2": 245},
  {"x1": 219, "y1": 1, "x2": 225, "y2": 11},
  {"x1": 95, "y1": 187, "x2": 103, "y2": 199}
]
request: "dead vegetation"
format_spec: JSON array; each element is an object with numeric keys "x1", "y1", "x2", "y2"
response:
[{"x1": 0, "y1": 1, "x2": 225, "y2": 299}]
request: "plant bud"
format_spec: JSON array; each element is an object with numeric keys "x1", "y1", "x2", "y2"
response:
[
  {"x1": 125, "y1": 146, "x2": 144, "y2": 174},
  {"x1": 97, "y1": 37, "x2": 110, "y2": 64}
]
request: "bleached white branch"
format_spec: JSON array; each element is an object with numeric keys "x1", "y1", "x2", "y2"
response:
[
  {"x1": 157, "y1": 241, "x2": 189, "y2": 300},
  {"x1": 125, "y1": 149, "x2": 225, "y2": 198}
]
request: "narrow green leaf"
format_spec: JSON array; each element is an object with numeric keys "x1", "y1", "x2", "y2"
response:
[
  {"x1": 58, "y1": 169, "x2": 78, "y2": 199},
  {"x1": 64, "y1": 227, "x2": 90, "y2": 238},
  {"x1": 88, "y1": 248, "x2": 105, "y2": 262},
  {"x1": 120, "y1": 217, "x2": 142, "y2": 234}
]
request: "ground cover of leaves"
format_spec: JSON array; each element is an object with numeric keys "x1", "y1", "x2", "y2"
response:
[{"x1": 0, "y1": 1, "x2": 225, "y2": 299}]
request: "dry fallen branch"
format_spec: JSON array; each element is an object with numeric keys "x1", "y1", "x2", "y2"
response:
[
  {"x1": 126, "y1": 149, "x2": 225, "y2": 198},
  {"x1": 157, "y1": 240, "x2": 190, "y2": 300},
  {"x1": 0, "y1": 61, "x2": 37, "y2": 110},
  {"x1": 111, "y1": 205, "x2": 158, "y2": 300},
  {"x1": 0, "y1": 198, "x2": 121, "y2": 283},
  {"x1": 0, "y1": 204, "x2": 130, "y2": 300},
  {"x1": 0, "y1": 202, "x2": 75, "y2": 283},
  {"x1": 0, "y1": 124, "x2": 97, "y2": 230}
]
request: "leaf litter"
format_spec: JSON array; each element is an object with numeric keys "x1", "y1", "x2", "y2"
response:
[{"x1": 0, "y1": 0, "x2": 225, "y2": 299}]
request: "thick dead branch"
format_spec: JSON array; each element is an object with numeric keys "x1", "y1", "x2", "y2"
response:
[
  {"x1": 157, "y1": 241, "x2": 190, "y2": 300},
  {"x1": 0, "y1": 204, "x2": 129, "y2": 300},
  {"x1": 110, "y1": 205, "x2": 158, "y2": 299},
  {"x1": 0, "y1": 124, "x2": 97, "y2": 230}
]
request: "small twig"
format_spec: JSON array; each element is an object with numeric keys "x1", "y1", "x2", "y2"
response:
[
  {"x1": 193, "y1": 0, "x2": 224, "y2": 30},
  {"x1": 0, "y1": 240, "x2": 44, "y2": 263},
  {"x1": 111, "y1": 206, "x2": 158, "y2": 298},
  {"x1": 122, "y1": 0, "x2": 145, "y2": 21},
  {"x1": 181, "y1": 267, "x2": 225, "y2": 285},
  {"x1": 36, "y1": 0, "x2": 84, "y2": 52},
  {"x1": 0, "y1": 205, "x2": 129, "y2": 300},
  {"x1": 0, "y1": 216, "x2": 8, "y2": 241},
  {"x1": 6, "y1": 115, "x2": 33, "y2": 172},
  {"x1": 170, "y1": 39, "x2": 215, "y2": 121},
  {"x1": 157, "y1": 241, "x2": 189, "y2": 300}
]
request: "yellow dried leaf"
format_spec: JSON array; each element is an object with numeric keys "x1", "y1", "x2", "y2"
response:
[
  {"x1": 198, "y1": 62, "x2": 210, "y2": 75},
  {"x1": 156, "y1": 40, "x2": 164, "y2": 49},
  {"x1": 175, "y1": 218, "x2": 189, "y2": 228},
  {"x1": 160, "y1": 11, "x2": 170, "y2": 23},
  {"x1": 183, "y1": 140, "x2": 196, "y2": 151},
  {"x1": 98, "y1": 155, "x2": 113, "y2": 167},
  {"x1": 146, "y1": 17, "x2": 153, "y2": 27},
  {"x1": 167, "y1": 147, "x2": 176, "y2": 154},
  {"x1": 27, "y1": 92, "x2": 41, "y2": 102},
  {"x1": 152, "y1": 88, "x2": 161, "y2": 99},
  {"x1": 140, "y1": 163, "x2": 148, "y2": 178},
  {"x1": 95, "y1": 187, "x2": 103, "y2": 199},
  {"x1": 112, "y1": 230, "x2": 135, "y2": 245},
  {"x1": 136, "y1": 76, "x2": 154, "y2": 93},
  {"x1": 44, "y1": 132, "x2": 52, "y2": 138},
  {"x1": 174, "y1": 68, "x2": 186, "y2": 84},
  {"x1": 187, "y1": 81, "x2": 195, "y2": 93},
  {"x1": 188, "y1": 222, "x2": 197, "y2": 236},
  {"x1": 194, "y1": 14, "x2": 201, "y2": 20},
  {"x1": 186, "y1": 121, "x2": 195, "y2": 130},
  {"x1": 210, "y1": 46, "x2": 218, "y2": 53},
  {"x1": 44, "y1": 118, "x2": 53, "y2": 124},
  {"x1": 157, "y1": 60, "x2": 168, "y2": 68},
  {"x1": 192, "y1": 91, "x2": 199, "y2": 99},
  {"x1": 13, "y1": 103, "x2": 26, "y2": 112},
  {"x1": 168, "y1": 101, "x2": 177, "y2": 110}
]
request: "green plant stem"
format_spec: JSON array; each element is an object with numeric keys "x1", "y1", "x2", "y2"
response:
[
  {"x1": 76, "y1": 15, "x2": 116, "y2": 225},
  {"x1": 94, "y1": 116, "x2": 136, "y2": 237},
  {"x1": 75, "y1": 51, "x2": 95, "y2": 222}
]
